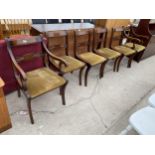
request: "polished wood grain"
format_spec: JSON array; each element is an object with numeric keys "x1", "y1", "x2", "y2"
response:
[{"x1": 0, "y1": 78, "x2": 12, "y2": 133}]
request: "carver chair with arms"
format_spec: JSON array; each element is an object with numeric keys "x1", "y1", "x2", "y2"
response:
[
  {"x1": 123, "y1": 26, "x2": 146, "y2": 62},
  {"x1": 6, "y1": 36, "x2": 68, "y2": 124},
  {"x1": 110, "y1": 27, "x2": 142, "y2": 70}
]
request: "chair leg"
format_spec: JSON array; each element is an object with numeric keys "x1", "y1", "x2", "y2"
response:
[
  {"x1": 116, "y1": 55, "x2": 124, "y2": 72},
  {"x1": 60, "y1": 81, "x2": 68, "y2": 105},
  {"x1": 59, "y1": 72, "x2": 64, "y2": 95},
  {"x1": 59, "y1": 72, "x2": 64, "y2": 77},
  {"x1": 79, "y1": 66, "x2": 85, "y2": 86},
  {"x1": 17, "y1": 87, "x2": 21, "y2": 98},
  {"x1": 113, "y1": 57, "x2": 119, "y2": 72},
  {"x1": 127, "y1": 54, "x2": 135, "y2": 68},
  {"x1": 136, "y1": 51, "x2": 144, "y2": 63},
  {"x1": 27, "y1": 98, "x2": 34, "y2": 124},
  {"x1": 100, "y1": 61, "x2": 107, "y2": 78},
  {"x1": 84, "y1": 65, "x2": 91, "y2": 87}
]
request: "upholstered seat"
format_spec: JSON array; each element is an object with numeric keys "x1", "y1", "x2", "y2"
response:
[
  {"x1": 113, "y1": 46, "x2": 136, "y2": 56},
  {"x1": 26, "y1": 67, "x2": 66, "y2": 98},
  {"x1": 96, "y1": 48, "x2": 121, "y2": 60},
  {"x1": 49, "y1": 56, "x2": 85, "y2": 73},
  {"x1": 125, "y1": 42, "x2": 145, "y2": 52},
  {"x1": 78, "y1": 52, "x2": 106, "y2": 66}
]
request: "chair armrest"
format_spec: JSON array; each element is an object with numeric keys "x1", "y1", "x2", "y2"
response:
[
  {"x1": 126, "y1": 35, "x2": 142, "y2": 44},
  {"x1": 42, "y1": 41, "x2": 68, "y2": 68},
  {"x1": 130, "y1": 26, "x2": 150, "y2": 40},
  {"x1": 123, "y1": 28, "x2": 142, "y2": 44}
]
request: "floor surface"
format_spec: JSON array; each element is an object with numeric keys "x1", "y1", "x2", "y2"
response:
[{"x1": 2, "y1": 56, "x2": 155, "y2": 135}]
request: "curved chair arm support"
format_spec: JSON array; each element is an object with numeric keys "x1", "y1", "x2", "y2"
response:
[
  {"x1": 130, "y1": 26, "x2": 150, "y2": 40},
  {"x1": 123, "y1": 28, "x2": 142, "y2": 44},
  {"x1": 42, "y1": 41, "x2": 68, "y2": 68}
]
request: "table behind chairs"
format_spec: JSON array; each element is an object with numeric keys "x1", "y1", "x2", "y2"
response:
[{"x1": 31, "y1": 23, "x2": 95, "y2": 57}]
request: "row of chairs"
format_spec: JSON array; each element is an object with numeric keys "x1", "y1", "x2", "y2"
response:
[
  {"x1": 44, "y1": 27, "x2": 146, "y2": 85},
  {"x1": 6, "y1": 27, "x2": 146, "y2": 124},
  {"x1": 32, "y1": 19, "x2": 94, "y2": 24}
]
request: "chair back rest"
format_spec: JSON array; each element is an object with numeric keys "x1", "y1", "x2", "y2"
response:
[
  {"x1": 45, "y1": 31, "x2": 68, "y2": 57},
  {"x1": 109, "y1": 26, "x2": 130, "y2": 48},
  {"x1": 6, "y1": 36, "x2": 45, "y2": 72},
  {"x1": 93, "y1": 27, "x2": 107, "y2": 50},
  {"x1": 74, "y1": 29, "x2": 90, "y2": 56},
  {"x1": 109, "y1": 26, "x2": 126, "y2": 48}
]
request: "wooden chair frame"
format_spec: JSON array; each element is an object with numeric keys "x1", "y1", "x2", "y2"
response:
[
  {"x1": 45, "y1": 31, "x2": 85, "y2": 85},
  {"x1": 93, "y1": 27, "x2": 122, "y2": 72},
  {"x1": 74, "y1": 29, "x2": 107, "y2": 86},
  {"x1": 129, "y1": 26, "x2": 149, "y2": 62},
  {"x1": 6, "y1": 36, "x2": 68, "y2": 124},
  {"x1": 109, "y1": 27, "x2": 142, "y2": 70},
  {"x1": 122, "y1": 26, "x2": 147, "y2": 63}
]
